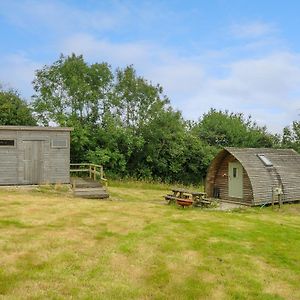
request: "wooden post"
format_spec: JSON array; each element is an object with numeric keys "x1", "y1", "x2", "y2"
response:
[
  {"x1": 100, "y1": 166, "x2": 103, "y2": 180},
  {"x1": 278, "y1": 194, "x2": 282, "y2": 209},
  {"x1": 93, "y1": 165, "x2": 96, "y2": 181},
  {"x1": 200, "y1": 177, "x2": 204, "y2": 192},
  {"x1": 89, "y1": 165, "x2": 92, "y2": 178}
]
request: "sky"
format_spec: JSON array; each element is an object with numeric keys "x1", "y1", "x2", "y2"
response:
[{"x1": 0, "y1": 0, "x2": 300, "y2": 133}]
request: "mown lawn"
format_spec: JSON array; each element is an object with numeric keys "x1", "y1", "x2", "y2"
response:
[{"x1": 0, "y1": 183, "x2": 299, "y2": 299}]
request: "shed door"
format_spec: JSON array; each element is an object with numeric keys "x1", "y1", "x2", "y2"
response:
[
  {"x1": 23, "y1": 141, "x2": 44, "y2": 184},
  {"x1": 228, "y1": 162, "x2": 243, "y2": 198}
]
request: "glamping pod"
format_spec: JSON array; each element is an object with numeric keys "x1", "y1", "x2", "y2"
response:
[
  {"x1": 0, "y1": 126, "x2": 72, "y2": 185},
  {"x1": 205, "y1": 147, "x2": 300, "y2": 206}
]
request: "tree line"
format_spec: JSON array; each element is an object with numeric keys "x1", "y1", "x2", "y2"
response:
[{"x1": 1, "y1": 54, "x2": 299, "y2": 184}]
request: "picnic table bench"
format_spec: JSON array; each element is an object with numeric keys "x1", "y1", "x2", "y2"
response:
[{"x1": 164, "y1": 188, "x2": 209, "y2": 207}]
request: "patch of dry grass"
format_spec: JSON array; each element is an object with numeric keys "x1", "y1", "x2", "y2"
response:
[{"x1": 0, "y1": 184, "x2": 299, "y2": 299}]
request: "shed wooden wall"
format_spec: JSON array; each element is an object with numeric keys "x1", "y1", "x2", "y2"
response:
[
  {"x1": 0, "y1": 129, "x2": 70, "y2": 185},
  {"x1": 0, "y1": 130, "x2": 18, "y2": 185},
  {"x1": 206, "y1": 152, "x2": 253, "y2": 205}
]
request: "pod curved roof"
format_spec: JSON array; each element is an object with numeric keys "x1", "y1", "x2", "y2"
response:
[{"x1": 207, "y1": 147, "x2": 300, "y2": 204}]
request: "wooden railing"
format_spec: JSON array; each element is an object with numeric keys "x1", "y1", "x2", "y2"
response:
[{"x1": 70, "y1": 163, "x2": 108, "y2": 186}]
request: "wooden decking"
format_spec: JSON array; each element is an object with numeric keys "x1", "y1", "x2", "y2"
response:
[
  {"x1": 71, "y1": 177, "x2": 109, "y2": 199},
  {"x1": 70, "y1": 163, "x2": 107, "y2": 186}
]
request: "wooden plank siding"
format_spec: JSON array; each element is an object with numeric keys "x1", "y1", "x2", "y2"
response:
[
  {"x1": 207, "y1": 152, "x2": 253, "y2": 205},
  {"x1": 0, "y1": 130, "x2": 18, "y2": 184},
  {"x1": 206, "y1": 147, "x2": 300, "y2": 206},
  {"x1": 0, "y1": 126, "x2": 72, "y2": 185}
]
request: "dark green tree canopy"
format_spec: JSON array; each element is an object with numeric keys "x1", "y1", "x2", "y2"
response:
[
  {"x1": 282, "y1": 121, "x2": 300, "y2": 153},
  {"x1": 0, "y1": 88, "x2": 36, "y2": 126},
  {"x1": 32, "y1": 54, "x2": 114, "y2": 126},
  {"x1": 30, "y1": 54, "x2": 287, "y2": 184},
  {"x1": 32, "y1": 54, "x2": 184, "y2": 180},
  {"x1": 193, "y1": 109, "x2": 279, "y2": 148}
]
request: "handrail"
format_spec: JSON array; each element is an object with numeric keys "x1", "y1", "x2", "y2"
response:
[{"x1": 70, "y1": 163, "x2": 108, "y2": 186}]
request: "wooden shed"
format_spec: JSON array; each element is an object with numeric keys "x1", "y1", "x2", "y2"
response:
[
  {"x1": 205, "y1": 147, "x2": 300, "y2": 206},
  {"x1": 0, "y1": 126, "x2": 73, "y2": 185}
]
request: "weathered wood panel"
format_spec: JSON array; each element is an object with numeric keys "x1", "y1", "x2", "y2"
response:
[
  {"x1": 0, "y1": 126, "x2": 72, "y2": 185},
  {"x1": 212, "y1": 153, "x2": 253, "y2": 205},
  {"x1": 23, "y1": 140, "x2": 44, "y2": 184},
  {"x1": 0, "y1": 131, "x2": 18, "y2": 184},
  {"x1": 46, "y1": 132, "x2": 70, "y2": 184}
]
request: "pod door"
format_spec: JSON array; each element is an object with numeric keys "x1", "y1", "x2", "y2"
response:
[
  {"x1": 228, "y1": 162, "x2": 243, "y2": 198},
  {"x1": 23, "y1": 141, "x2": 44, "y2": 184}
]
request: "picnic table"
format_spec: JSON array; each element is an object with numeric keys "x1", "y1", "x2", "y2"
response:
[{"x1": 164, "y1": 188, "x2": 209, "y2": 207}]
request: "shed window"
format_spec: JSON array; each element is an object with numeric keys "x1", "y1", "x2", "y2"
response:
[
  {"x1": 0, "y1": 139, "x2": 15, "y2": 147},
  {"x1": 257, "y1": 154, "x2": 273, "y2": 167},
  {"x1": 233, "y1": 167, "x2": 237, "y2": 178},
  {"x1": 51, "y1": 139, "x2": 67, "y2": 148}
]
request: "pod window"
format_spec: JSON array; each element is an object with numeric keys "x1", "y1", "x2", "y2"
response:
[
  {"x1": 51, "y1": 139, "x2": 67, "y2": 148},
  {"x1": 0, "y1": 139, "x2": 15, "y2": 147},
  {"x1": 257, "y1": 154, "x2": 273, "y2": 167},
  {"x1": 233, "y1": 167, "x2": 237, "y2": 178}
]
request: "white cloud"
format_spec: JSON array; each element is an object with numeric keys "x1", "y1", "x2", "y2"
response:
[
  {"x1": 182, "y1": 53, "x2": 300, "y2": 132},
  {"x1": 230, "y1": 21, "x2": 276, "y2": 39},
  {"x1": 147, "y1": 62, "x2": 205, "y2": 96},
  {"x1": 62, "y1": 33, "x2": 206, "y2": 96},
  {"x1": 61, "y1": 34, "x2": 155, "y2": 67},
  {"x1": 1, "y1": 34, "x2": 299, "y2": 133},
  {"x1": 0, "y1": 0, "x2": 298, "y2": 134},
  {"x1": 0, "y1": 54, "x2": 39, "y2": 99},
  {"x1": 0, "y1": 0, "x2": 124, "y2": 33},
  {"x1": 59, "y1": 33, "x2": 300, "y2": 133}
]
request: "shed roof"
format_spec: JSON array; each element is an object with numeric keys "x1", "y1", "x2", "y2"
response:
[
  {"x1": 0, "y1": 126, "x2": 73, "y2": 132},
  {"x1": 223, "y1": 147, "x2": 300, "y2": 204}
]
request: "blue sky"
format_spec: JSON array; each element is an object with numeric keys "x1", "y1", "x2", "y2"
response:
[{"x1": 0, "y1": 0, "x2": 300, "y2": 132}]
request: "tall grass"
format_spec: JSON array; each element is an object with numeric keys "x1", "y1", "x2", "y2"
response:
[{"x1": 109, "y1": 178, "x2": 204, "y2": 191}]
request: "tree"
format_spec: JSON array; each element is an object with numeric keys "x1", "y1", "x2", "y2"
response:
[
  {"x1": 113, "y1": 66, "x2": 169, "y2": 130},
  {"x1": 0, "y1": 88, "x2": 36, "y2": 126},
  {"x1": 130, "y1": 108, "x2": 185, "y2": 181},
  {"x1": 31, "y1": 54, "x2": 282, "y2": 185},
  {"x1": 32, "y1": 53, "x2": 114, "y2": 126},
  {"x1": 32, "y1": 54, "x2": 114, "y2": 162},
  {"x1": 32, "y1": 54, "x2": 173, "y2": 171},
  {"x1": 282, "y1": 122, "x2": 300, "y2": 153},
  {"x1": 193, "y1": 109, "x2": 278, "y2": 148}
]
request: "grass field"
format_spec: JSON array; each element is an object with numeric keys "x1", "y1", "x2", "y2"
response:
[{"x1": 0, "y1": 182, "x2": 300, "y2": 299}]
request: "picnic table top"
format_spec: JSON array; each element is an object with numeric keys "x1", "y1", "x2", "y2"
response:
[{"x1": 171, "y1": 188, "x2": 206, "y2": 195}]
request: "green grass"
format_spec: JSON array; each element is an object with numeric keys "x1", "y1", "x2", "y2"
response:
[
  {"x1": 0, "y1": 183, "x2": 299, "y2": 299},
  {"x1": 109, "y1": 178, "x2": 204, "y2": 191}
]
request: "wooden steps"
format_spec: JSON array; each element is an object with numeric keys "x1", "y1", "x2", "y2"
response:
[
  {"x1": 72, "y1": 177, "x2": 109, "y2": 199},
  {"x1": 74, "y1": 187, "x2": 109, "y2": 199}
]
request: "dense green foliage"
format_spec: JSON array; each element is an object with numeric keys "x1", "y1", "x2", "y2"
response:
[
  {"x1": 0, "y1": 88, "x2": 36, "y2": 126},
  {"x1": 32, "y1": 54, "x2": 213, "y2": 183},
  {"x1": 193, "y1": 109, "x2": 280, "y2": 148},
  {"x1": 30, "y1": 54, "x2": 298, "y2": 183},
  {"x1": 1, "y1": 53, "x2": 299, "y2": 184},
  {"x1": 282, "y1": 121, "x2": 300, "y2": 153}
]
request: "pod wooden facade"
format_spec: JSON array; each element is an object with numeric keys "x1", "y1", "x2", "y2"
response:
[
  {"x1": 0, "y1": 126, "x2": 73, "y2": 185},
  {"x1": 205, "y1": 147, "x2": 300, "y2": 206}
]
